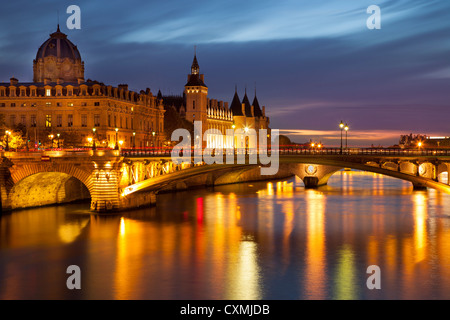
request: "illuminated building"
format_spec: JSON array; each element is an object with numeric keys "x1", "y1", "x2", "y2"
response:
[
  {"x1": 0, "y1": 25, "x2": 165, "y2": 149},
  {"x1": 159, "y1": 54, "x2": 270, "y2": 149}
]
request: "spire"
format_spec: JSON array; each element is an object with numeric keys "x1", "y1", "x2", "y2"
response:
[
  {"x1": 57, "y1": 24, "x2": 60, "y2": 33},
  {"x1": 252, "y1": 93, "x2": 263, "y2": 117},
  {"x1": 230, "y1": 90, "x2": 243, "y2": 116},
  {"x1": 242, "y1": 90, "x2": 252, "y2": 117},
  {"x1": 191, "y1": 47, "x2": 199, "y2": 75}
]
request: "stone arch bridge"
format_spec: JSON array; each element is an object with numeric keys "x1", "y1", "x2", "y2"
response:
[{"x1": 1, "y1": 148, "x2": 450, "y2": 213}]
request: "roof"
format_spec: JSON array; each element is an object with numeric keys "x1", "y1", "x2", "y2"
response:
[
  {"x1": 185, "y1": 74, "x2": 207, "y2": 87},
  {"x1": 252, "y1": 95, "x2": 263, "y2": 117},
  {"x1": 229, "y1": 91, "x2": 243, "y2": 116},
  {"x1": 241, "y1": 92, "x2": 253, "y2": 117},
  {"x1": 35, "y1": 25, "x2": 82, "y2": 61}
]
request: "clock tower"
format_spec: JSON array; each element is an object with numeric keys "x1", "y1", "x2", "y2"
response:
[{"x1": 184, "y1": 54, "x2": 208, "y2": 127}]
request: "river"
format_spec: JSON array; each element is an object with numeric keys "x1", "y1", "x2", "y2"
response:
[{"x1": 1, "y1": 170, "x2": 450, "y2": 300}]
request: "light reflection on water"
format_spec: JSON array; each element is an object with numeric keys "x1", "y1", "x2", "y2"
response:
[{"x1": 1, "y1": 170, "x2": 450, "y2": 299}]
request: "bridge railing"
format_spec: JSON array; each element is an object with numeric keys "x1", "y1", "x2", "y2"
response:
[
  {"x1": 4, "y1": 146, "x2": 450, "y2": 158},
  {"x1": 120, "y1": 146, "x2": 450, "y2": 157}
]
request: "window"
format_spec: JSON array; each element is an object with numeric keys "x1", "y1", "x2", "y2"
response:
[
  {"x1": 126, "y1": 117, "x2": 128, "y2": 129},
  {"x1": 11, "y1": 103, "x2": 16, "y2": 107},
  {"x1": 67, "y1": 102, "x2": 74, "y2": 107},
  {"x1": 0, "y1": 103, "x2": 5, "y2": 107},
  {"x1": 46, "y1": 102, "x2": 51, "y2": 107},
  {"x1": 46, "y1": 89, "x2": 51, "y2": 96},
  {"x1": 81, "y1": 102, "x2": 87, "y2": 106},
  {"x1": 21, "y1": 103, "x2": 26, "y2": 107},
  {"x1": 57, "y1": 114, "x2": 62, "y2": 127},
  {"x1": 120, "y1": 117, "x2": 122, "y2": 128},
  {"x1": 31, "y1": 103, "x2": 36, "y2": 107},
  {"x1": 31, "y1": 115, "x2": 36, "y2": 127},
  {"x1": 114, "y1": 116, "x2": 117, "y2": 127},
  {"x1": 21, "y1": 89, "x2": 26, "y2": 96},
  {"x1": 46, "y1": 114, "x2": 52, "y2": 127},
  {"x1": 193, "y1": 100, "x2": 195, "y2": 109},
  {"x1": 94, "y1": 114, "x2": 100, "y2": 127},
  {"x1": 94, "y1": 102, "x2": 100, "y2": 106},
  {"x1": 68, "y1": 90, "x2": 73, "y2": 96},
  {"x1": 131, "y1": 118, "x2": 134, "y2": 130},
  {"x1": 68, "y1": 114, "x2": 73, "y2": 127},
  {"x1": 108, "y1": 114, "x2": 111, "y2": 127},
  {"x1": 10, "y1": 115, "x2": 16, "y2": 126},
  {"x1": 56, "y1": 102, "x2": 62, "y2": 107},
  {"x1": 20, "y1": 115, "x2": 26, "y2": 126},
  {"x1": 31, "y1": 89, "x2": 36, "y2": 97},
  {"x1": 81, "y1": 114, "x2": 87, "y2": 127}
]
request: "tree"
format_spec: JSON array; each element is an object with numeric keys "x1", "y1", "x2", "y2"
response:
[
  {"x1": 279, "y1": 135, "x2": 292, "y2": 146},
  {"x1": 1, "y1": 129, "x2": 25, "y2": 150},
  {"x1": 59, "y1": 129, "x2": 83, "y2": 148}
]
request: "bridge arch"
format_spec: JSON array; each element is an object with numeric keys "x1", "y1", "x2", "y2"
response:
[
  {"x1": 8, "y1": 172, "x2": 91, "y2": 210},
  {"x1": 278, "y1": 158, "x2": 450, "y2": 193},
  {"x1": 5, "y1": 163, "x2": 93, "y2": 210}
]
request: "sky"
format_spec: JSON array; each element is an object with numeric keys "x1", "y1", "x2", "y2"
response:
[{"x1": 1, "y1": 0, "x2": 450, "y2": 146}]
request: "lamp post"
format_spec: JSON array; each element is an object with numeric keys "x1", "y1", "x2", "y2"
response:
[
  {"x1": 114, "y1": 128, "x2": 119, "y2": 150},
  {"x1": 5, "y1": 130, "x2": 11, "y2": 151},
  {"x1": 133, "y1": 132, "x2": 136, "y2": 149},
  {"x1": 418, "y1": 141, "x2": 422, "y2": 153},
  {"x1": 152, "y1": 131, "x2": 156, "y2": 148},
  {"x1": 48, "y1": 134, "x2": 54, "y2": 149},
  {"x1": 344, "y1": 124, "x2": 349, "y2": 153},
  {"x1": 92, "y1": 128, "x2": 96, "y2": 150},
  {"x1": 339, "y1": 120, "x2": 344, "y2": 154},
  {"x1": 57, "y1": 133, "x2": 60, "y2": 148}
]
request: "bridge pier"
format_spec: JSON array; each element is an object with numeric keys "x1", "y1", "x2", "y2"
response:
[
  {"x1": 303, "y1": 176, "x2": 320, "y2": 188},
  {"x1": 289, "y1": 163, "x2": 343, "y2": 189}
]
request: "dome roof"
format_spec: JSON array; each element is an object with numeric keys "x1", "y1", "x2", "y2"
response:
[{"x1": 35, "y1": 25, "x2": 81, "y2": 61}]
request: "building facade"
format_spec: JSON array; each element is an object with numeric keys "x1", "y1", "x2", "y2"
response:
[
  {"x1": 161, "y1": 55, "x2": 270, "y2": 150},
  {"x1": 0, "y1": 26, "x2": 164, "y2": 149}
]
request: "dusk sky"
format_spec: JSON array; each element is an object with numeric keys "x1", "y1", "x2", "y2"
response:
[{"x1": 1, "y1": 0, "x2": 450, "y2": 146}]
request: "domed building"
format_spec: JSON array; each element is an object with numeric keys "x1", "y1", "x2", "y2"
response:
[
  {"x1": 0, "y1": 25, "x2": 165, "y2": 149},
  {"x1": 33, "y1": 25, "x2": 85, "y2": 83}
]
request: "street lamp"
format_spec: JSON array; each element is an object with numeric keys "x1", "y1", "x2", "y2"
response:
[
  {"x1": 133, "y1": 132, "x2": 136, "y2": 149},
  {"x1": 418, "y1": 141, "x2": 423, "y2": 152},
  {"x1": 152, "y1": 131, "x2": 156, "y2": 148},
  {"x1": 57, "y1": 133, "x2": 60, "y2": 148},
  {"x1": 339, "y1": 120, "x2": 344, "y2": 154},
  {"x1": 114, "y1": 128, "x2": 119, "y2": 150},
  {"x1": 5, "y1": 130, "x2": 11, "y2": 151},
  {"x1": 48, "y1": 134, "x2": 54, "y2": 149},
  {"x1": 344, "y1": 124, "x2": 349, "y2": 153},
  {"x1": 92, "y1": 128, "x2": 96, "y2": 150}
]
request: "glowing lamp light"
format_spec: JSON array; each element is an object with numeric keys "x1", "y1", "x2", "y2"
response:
[{"x1": 244, "y1": 127, "x2": 249, "y2": 133}]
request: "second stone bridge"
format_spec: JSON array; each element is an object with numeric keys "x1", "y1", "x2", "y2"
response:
[{"x1": 1, "y1": 148, "x2": 450, "y2": 213}]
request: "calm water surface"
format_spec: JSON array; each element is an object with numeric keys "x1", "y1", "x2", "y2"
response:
[{"x1": 1, "y1": 171, "x2": 450, "y2": 300}]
